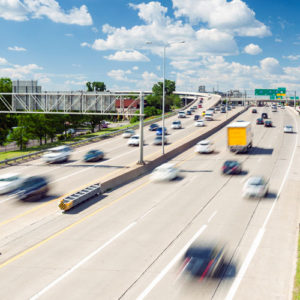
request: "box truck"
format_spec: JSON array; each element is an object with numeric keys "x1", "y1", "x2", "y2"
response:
[{"x1": 227, "y1": 121, "x2": 253, "y2": 153}]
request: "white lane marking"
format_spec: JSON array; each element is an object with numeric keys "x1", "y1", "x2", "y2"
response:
[
  {"x1": 240, "y1": 176, "x2": 248, "y2": 183},
  {"x1": 30, "y1": 222, "x2": 137, "y2": 300},
  {"x1": 208, "y1": 211, "x2": 217, "y2": 223},
  {"x1": 225, "y1": 110, "x2": 299, "y2": 300},
  {"x1": 139, "y1": 208, "x2": 155, "y2": 220},
  {"x1": 137, "y1": 225, "x2": 207, "y2": 300}
]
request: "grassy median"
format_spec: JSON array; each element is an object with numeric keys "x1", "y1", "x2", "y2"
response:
[{"x1": 293, "y1": 234, "x2": 300, "y2": 299}]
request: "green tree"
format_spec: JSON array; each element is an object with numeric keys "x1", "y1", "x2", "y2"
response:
[
  {"x1": 152, "y1": 80, "x2": 176, "y2": 96},
  {"x1": 86, "y1": 81, "x2": 106, "y2": 92},
  {"x1": 23, "y1": 114, "x2": 47, "y2": 145},
  {"x1": 7, "y1": 115, "x2": 30, "y2": 150}
]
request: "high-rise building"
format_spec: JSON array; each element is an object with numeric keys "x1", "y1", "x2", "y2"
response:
[{"x1": 198, "y1": 85, "x2": 206, "y2": 93}]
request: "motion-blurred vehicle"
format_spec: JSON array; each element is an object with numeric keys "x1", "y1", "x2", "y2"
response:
[
  {"x1": 153, "y1": 135, "x2": 168, "y2": 145},
  {"x1": 243, "y1": 176, "x2": 268, "y2": 198},
  {"x1": 271, "y1": 105, "x2": 277, "y2": 112},
  {"x1": 178, "y1": 111, "x2": 186, "y2": 118},
  {"x1": 150, "y1": 163, "x2": 178, "y2": 181},
  {"x1": 281, "y1": 105, "x2": 285, "y2": 109},
  {"x1": 171, "y1": 120, "x2": 182, "y2": 129},
  {"x1": 156, "y1": 127, "x2": 168, "y2": 136},
  {"x1": 181, "y1": 245, "x2": 225, "y2": 278},
  {"x1": 100, "y1": 121, "x2": 108, "y2": 128},
  {"x1": 127, "y1": 135, "x2": 141, "y2": 146},
  {"x1": 149, "y1": 123, "x2": 159, "y2": 131},
  {"x1": 202, "y1": 110, "x2": 206, "y2": 116},
  {"x1": 227, "y1": 121, "x2": 252, "y2": 153},
  {"x1": 0, "y1": 173, "x2": 24, "y2": 194},
  {"x1": 222, "y1": 160, "x2": 242, "y2": 175},
  {"x1": 186, "y1": 110, "x2": 192, "y2": 115},
  {"x1": 194, "y1": 114, "x2": 200, "y2": 121},
  {"x1": 195, "y1": 140, "x2": 214, "y2": 153},
  {"x1": 122, "y1": 129, "x2": 135, "y2": 138},
  {"x1": 264, "y1": 120, "x2": 272, "y2": 127},
  {"x1": 252, "y1": 108, "x2": 257, "y2": 113},
  {"x1": 43, "y1": 145, "x2": 72, "y2": 163},
  {"x1": 261, "y1": 113, "x2": 268, "y2": 119},
  {"x1": 215, "y1": 106, "x2": 220, "y2": 111},
  {"x1": 198, "y1": 104, "x2": 202, "y2": 108},
  {"x1": 84, "y1": 150, "x2": 104, "y2": 162},
  {"x1": 17, "y1": 176, "x2": 49, "y2": 201},
  {"x1": 227, "y1": 106, "x2": 231, "y2": 111},
  {"x1": 204, "y1": 113, "x2": 213, "y2": 121},
  {"x1": 284, "y1": 125, "x2": 293, "y2": 133},
  {"x1": 221, "y1": 107, "x2": 226, "y2": 113},
  {"x1": 256, "y1": 118, "x2": 264, "y2": 125},
  {"x1": 195, "y1": 120, "x2": 205, "y2": 127}
]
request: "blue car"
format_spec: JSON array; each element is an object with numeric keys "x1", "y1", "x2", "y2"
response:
[
  {"x1": 149, "y1": 123, "x2": 159, "y2": 131},
  {"x1": 84, "y1": 150, "x2": 104, "y2": 162},
  {"x1": 156, "y1": 127, "x2": 168, "y2": 136}
]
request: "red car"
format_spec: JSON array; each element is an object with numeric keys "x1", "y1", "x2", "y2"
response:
[{"x1": 198, "y1": 104, "x2": 202, "y2": 108}]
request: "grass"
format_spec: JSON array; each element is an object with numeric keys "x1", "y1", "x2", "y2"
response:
[{"x1": 293, "y1": 235, "x2": 300, "y2": 300}]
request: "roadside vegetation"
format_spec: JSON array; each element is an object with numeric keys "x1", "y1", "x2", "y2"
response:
[{"x1": 293, "y1": 236, "x2": 300, "y2": 299}]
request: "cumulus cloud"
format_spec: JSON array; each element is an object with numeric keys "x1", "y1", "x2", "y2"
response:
[
  {"x1": 107, "y1": 69, "x2": 133, "y2": 81},
  {"x1": 8, "y1": 46, "x2": 27, "y2": 51},
  {"x1": 0, "y1": 57, "x2": 8, "y2": 65},
  {"x1": 0, "y1": 0, "x2": 92, "y2": 25},
  {"x1": 0, "y1": 63, "x2": 42, "y2": 78},
  {"x1": 283, "y1": 55, "x2": 300, "y2": 61},
  {"x1": 132, "y1": 66, "x2": 139, "y2": 71},
  {"x1": 244, "y1": 43, "x2": 262, "y2": 55},
  {"x1": 275, "y1": 38, "x2": 282, "y2": 43},
  {"x1": 105, "y1": 50, "x2": 150, "y2": 62},
  {"x1": 260, "y1": 57, "x2": 281, "y2": 74}
]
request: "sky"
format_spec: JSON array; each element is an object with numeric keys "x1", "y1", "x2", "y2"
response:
[{"x1": 1, "y1": 0, "x2": 300, "y2": 95}]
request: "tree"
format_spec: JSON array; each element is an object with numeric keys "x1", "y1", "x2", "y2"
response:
[
  {"x1": 86, "y1": 81, "x2": 106, "y2": 92},
  {"x1": 152, "y1": 80, "x2": 176, "y2": 96},
  {"x1": 23, "y1": 114, "x2": 47, "y2": 145},
  {"x1": 7, "y1": 115, "x2": 29, "y2": 150}
]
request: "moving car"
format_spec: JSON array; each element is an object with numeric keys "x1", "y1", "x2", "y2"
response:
[
  {"x1": 252, "y1": 109, "x2": 257, "y2": 113},
  {"x1": 261, "y1": 113, "x2": 268, "y2": 119},
  {"x1": 178, "y1": 111, "x2": 186, "y2": 118},
  {"x1": 243, "y1": 176, "x2": 268, "y2": 198},
  {"x1": 122, "y1": 129, "x2": 135, "y2": 138},
  {"x1": 0, "y1": 173, "x2": 24, "y2": 194},
  {"x1": 221, "y1": 107, "x2": 226, "y2": 113},
  {"x1": 42, "y1": 145, "x2": 72, "y2": 163},
  {"x1": 194, "y1": 114, "x2": 200, "y2": 121},
  {"x1": 171, "y1": 120, "x2": 182, "y2": 129},
  {"x1": 153, "y1": 135, "x2": 168, "y2": 145},
  {"x1": 195, "y1": 120, "x2": 205, "y2": 127},
  {"x1": 150, "y1": 163, "x2": 178, "y2": 181},
  {"x1": 156, "y1": 127, "x2": 168, "y2": 136},
  {"x1": 149, "y1": 123, "x2": 159, "y2": 131},
  {"x1": 264, "y1": 120, "x2": 272, "y2": 127},
  {"x1": 127, "y1": 135, "x2": 141, "y2": 146},
  {"x1": 84, "y1": 150, "x2": 104, "y2": 162},
  {"x1": 181, "y1": 245, "x2": 225, "y2": 278},
  {"x1": 195, "y1": 140, "x2": 214, "y2": 153},
  {"x1": 186, "y1": 110, "x2": 192, "y2": 115},
  {"x1": 198, "y1": 104, "x2": 202, "y2": 108},
  {"x1": 284, "y1": 125, "x2": 293, "y2": 133},
  {"x1": 256, "y1": 118, "x2": 264, "y2": 125},
  {"x1": 222, "y1": 160, "x2": 242, "y2": 175},
  {"x1": 204, "y1": 113, "x2": 213, "y2": 121},
  {"x1": 17, "y1": 176, "x2": 49, "y2": 201}
]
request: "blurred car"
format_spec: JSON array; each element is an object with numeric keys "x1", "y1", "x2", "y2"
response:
[
  {"x1": 150, "y1": 163, "x2": 178, "y2": 181},
  {"x1": 149, "y1": 123, "x2": 159, "y2": 131},
  {"x1": 204, "y1": 113, "x2": 213, "y2": 121},
  {"x1": 252, "y1": 108, "x2": 257, "y2": 113},
  {"x1": 215, "y1": 106, "x2": 220, "y2": 111},
  {"x1": 195, "y1": 140, "x2": 214, "y2": 153},
  {"x1": 171, "y1": 120, "x2": 182, "y2": 129},
  {"x1": 156, "y1": 127, "x2": 168, "y2": 136},
  {"x1": 100, "y1": 121, "x2": 108, "y2": 129},
  {"x1": 84, "y1": 150, "x2": 104, "y2": 162},
  {"x1": 281, "y1": 105, "x2": 285, "y2": 109},
  {"x1": 194, "y1": 114, "x2": 200, "y2": 121},
  {"x1": 16, "y1": 176, "x2": 49, "y2": 201},
  {"x1": 186, "y1": 110, "x2": 192, "y2": 115},
  {"x1": 227, "y1": 106, "x2": 231, "y2": 111},
  {"x1": 264, "y1": 120, "x2": 272, "y2": 127},
  {"x1": 222, "y1": 160, "x2": 242, "y2": 175},
  {"x1": 221, "y1": 107, "x2": 226, "y2": 113},
  {"x1": 202, "y1": 111, "x2": 206, "y2": 116},
  {"x1": 198, "y1": 104, "x2": 202, "y2": 108},
  {"x1": 178, "y1": 111, "x2": 186, "y2": 118},
  {"x1": 256, "y1": 118, "x2": 264, "y2": 125},
  {"x1": 0, "y1": 173, "x2": 24, "y2": 194},
  {"x1": 261, "y1": 113, "x2": 268, "y2": 119},
  {"x1": 243, "y1": 176, "x2": 268, "y2": 198},
  {"x1": 122, "y1": 129, "x2": 135, "y2": 138},
  {"x1": 181, "y1": 245, "x2": 225, "y2": 278},
  {"x1": 284, "y1": 125, "x2": 293, "y2": 133},
  {"x1": 153, "y1": 135, "x2": 168, "y2": 145},
  {"x1": 42, "y1": 145, "x2": 72, "y2": 163},
  {"x1": 127, "y1": 135, "x2": 142, "y2": 146},
  {"x1": 65, "y1": 128, "x2": 75, "y2": 134},
  {"x1": 195, "y1": 120, "x2": 205, "y2": 127}
]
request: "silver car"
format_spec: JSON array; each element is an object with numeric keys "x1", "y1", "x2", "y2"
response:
[{"x1": 243, "y1": 176, "x2": 268, "y2": 198}]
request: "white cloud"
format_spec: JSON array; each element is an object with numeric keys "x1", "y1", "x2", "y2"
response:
[
  {"x1": 92, "y1": 27, "x2": 98, "y2": 33},
  {"x1": 244, "y1": 43, "x2": 262, "y2": 55},
  {"x1": 105, "y1": 50, "x2": 150, "y2": 62},
  {"x1": 107, "y1": 69, "x2": 133, "y2": 82},
  {"x1": 64, "y1": 33, "x2": 73, "y2": 37},
  {"x1": 275, "y1": 38, "x2": 282, "y2": 43},
  {"x1": 260, "y1": 57, "x2": 281, "y2": 74},
  {"x1": 65, "y1": 80, "x2": 86, "y2": 86},
  {"x1": 0, "y1": 57, "x2": 8, "y2": 65},
  {"x1": 0, "y1": 63, "x2": 42, "y2": 78},
  {"x1": 283, "y1": 55, "x2": 300, "y2": 61},
  {"x1": 132, "y1": 66, "x2": 139, "y2": 71},
  {"x1": 8, "y1": 46, "x2": 27, "y2": 51},
  {"x1": 80, "y1": 42, "x2": 90, "y2": 48},
  {"x1": 0, "y1": 0, "x2": 92, "y2": 25}
]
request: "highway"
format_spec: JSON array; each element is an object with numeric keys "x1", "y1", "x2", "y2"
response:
[{"x1": 0, "y1": 104, "x2": 299, "y2": 300}]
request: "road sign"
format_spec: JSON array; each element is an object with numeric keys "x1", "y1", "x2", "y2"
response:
[{"x1": 255, "y1": 87, "x2": 286, "y2": 97}]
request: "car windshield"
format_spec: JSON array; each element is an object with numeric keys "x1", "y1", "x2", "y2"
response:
[
  {"x1": 224, "y1": 161, "x2": 237, "y2": 167},
  {"x1": 132, "y1": 136, "x2": 139, "y2": 139},
  {"x1": 248, "y1": 177, "x2": 265, "y2": 186},
  {"x1": 173, "y1": 121, "x2": 180, "y2": 124},
  {"x1": 0, "y1": 176, "x2": 17, "y2": 182}
]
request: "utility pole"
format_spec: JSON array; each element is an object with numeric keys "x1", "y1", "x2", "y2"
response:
[{"x1": 138, "y1": 91, "x2": 144, "y2": 164}]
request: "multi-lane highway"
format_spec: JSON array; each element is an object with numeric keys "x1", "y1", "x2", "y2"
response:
[{"x1": 0, "y1": 103, "x2": 299, "y2": 300}]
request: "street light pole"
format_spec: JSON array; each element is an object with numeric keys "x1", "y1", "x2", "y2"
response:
[{"x1": 162, "y1": 45, "x2": 166, "y2": 155}]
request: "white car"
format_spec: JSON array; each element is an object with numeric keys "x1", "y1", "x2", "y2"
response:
[
  {"x1": 178, "y1": 111, "x2": 186, "y2": 118},
  {"x1": 243, "y1": 176, "x2": 268, "y2": 198},
  {"x1": 195, "y1": 120, "x2": 205, "y2": 127},
  {"x1": 195, "y1": 140, "x2": 214, "y2": 153},
  {"x1": 128, "y1": 135, "x2": 141, "y2": 146},
  {"x1": 171, "y1": 120, "x2": 182, "y2": 129},
  {"x1": 150, "y1": 163, "x2": 179, "y2": 182},
  {"x1": 122, "y1": 129, "x2": 135, "y2": 138},
  {"x1": 42, "y1": 145, "x2": 72, "y2": 163},
  {"x1": 204, "y1": 113, "x2": 214, "y2": 121},
  {"x1": 284, "y1": 125, "x2": 293, "y2": 133},
  {"x1": 0, "y1": 173, "x2": 24, "y2": 194}
]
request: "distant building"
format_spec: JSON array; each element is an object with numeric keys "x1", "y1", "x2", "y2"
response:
[
  {"x1": 227, "y1": 90, "x2": 243, "y2": 98},
  {"x1": 198, "y1": 85, "x2": 206, "y2": 93}
]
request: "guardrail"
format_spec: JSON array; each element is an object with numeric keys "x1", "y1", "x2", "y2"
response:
[{"x1": 0, "y1": 99, "x2": 199, "y2": 168}]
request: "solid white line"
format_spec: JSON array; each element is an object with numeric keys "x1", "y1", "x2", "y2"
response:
[
  {"x1": 225, "y1": 110, "x2": 299, "y2": 300},
  {"x1": 208, "y1": 211, "x2": 217, "y2": 223},
  {"x1": 30, "y1": 222, "x2": 137, "y2": 300},
  {"x1": 137, "y1": 224, "x2": 207, "y2": 300}
]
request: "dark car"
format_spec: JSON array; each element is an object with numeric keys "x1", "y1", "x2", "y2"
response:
[
  {"x1": 149, "y1": 123, "x2": 159, "y2": 131},
  {"x1": 156, "y1": 127, "x2": 168, "y2": 136},
  {"x1": 222, "y1": 160, "x2": 242, "y2": 175},
  {"x1": 181, "y1": 246, "x2": 225, "y2": 279},
  {"x1": 221, "y1": 107, "x2": 226, "y2": 113},
  {"x1": 252, "y1": 109, "x2": 257, "y2": 113},
  {"x1": 186, "y1": 110, "x2": 192, "y2": 115},
  {"x1": 84, "y1": 150, "x2": 104, "y2": 162},
  {"x1": 264, "y1": 120, "x2": 272, "y2": 127},
  {"x1": 17, "y1": 176, "x2": 49, "y2": 201},
  {"x1": 194, "y1": 114, "x2": 200, "y2": 121},
  {"x1": 256, "y1": 118, "x2": 264, "y2": 125},
  {"x1": 261, "y1": 113, "x2": 268, "y2": 119}
]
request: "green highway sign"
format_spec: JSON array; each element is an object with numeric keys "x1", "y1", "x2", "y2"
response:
[{"x1": 255, "y1": 87, "x2": 286, "y2": 96}]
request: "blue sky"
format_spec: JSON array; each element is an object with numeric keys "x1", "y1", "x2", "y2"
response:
[{"x1": 1, "y1": 0, "x2": 300, "y2": 95}]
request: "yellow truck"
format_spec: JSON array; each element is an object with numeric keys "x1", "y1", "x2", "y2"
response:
[{"x1": 227, "y1": 121, "x2": 253, "y2": 153}]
